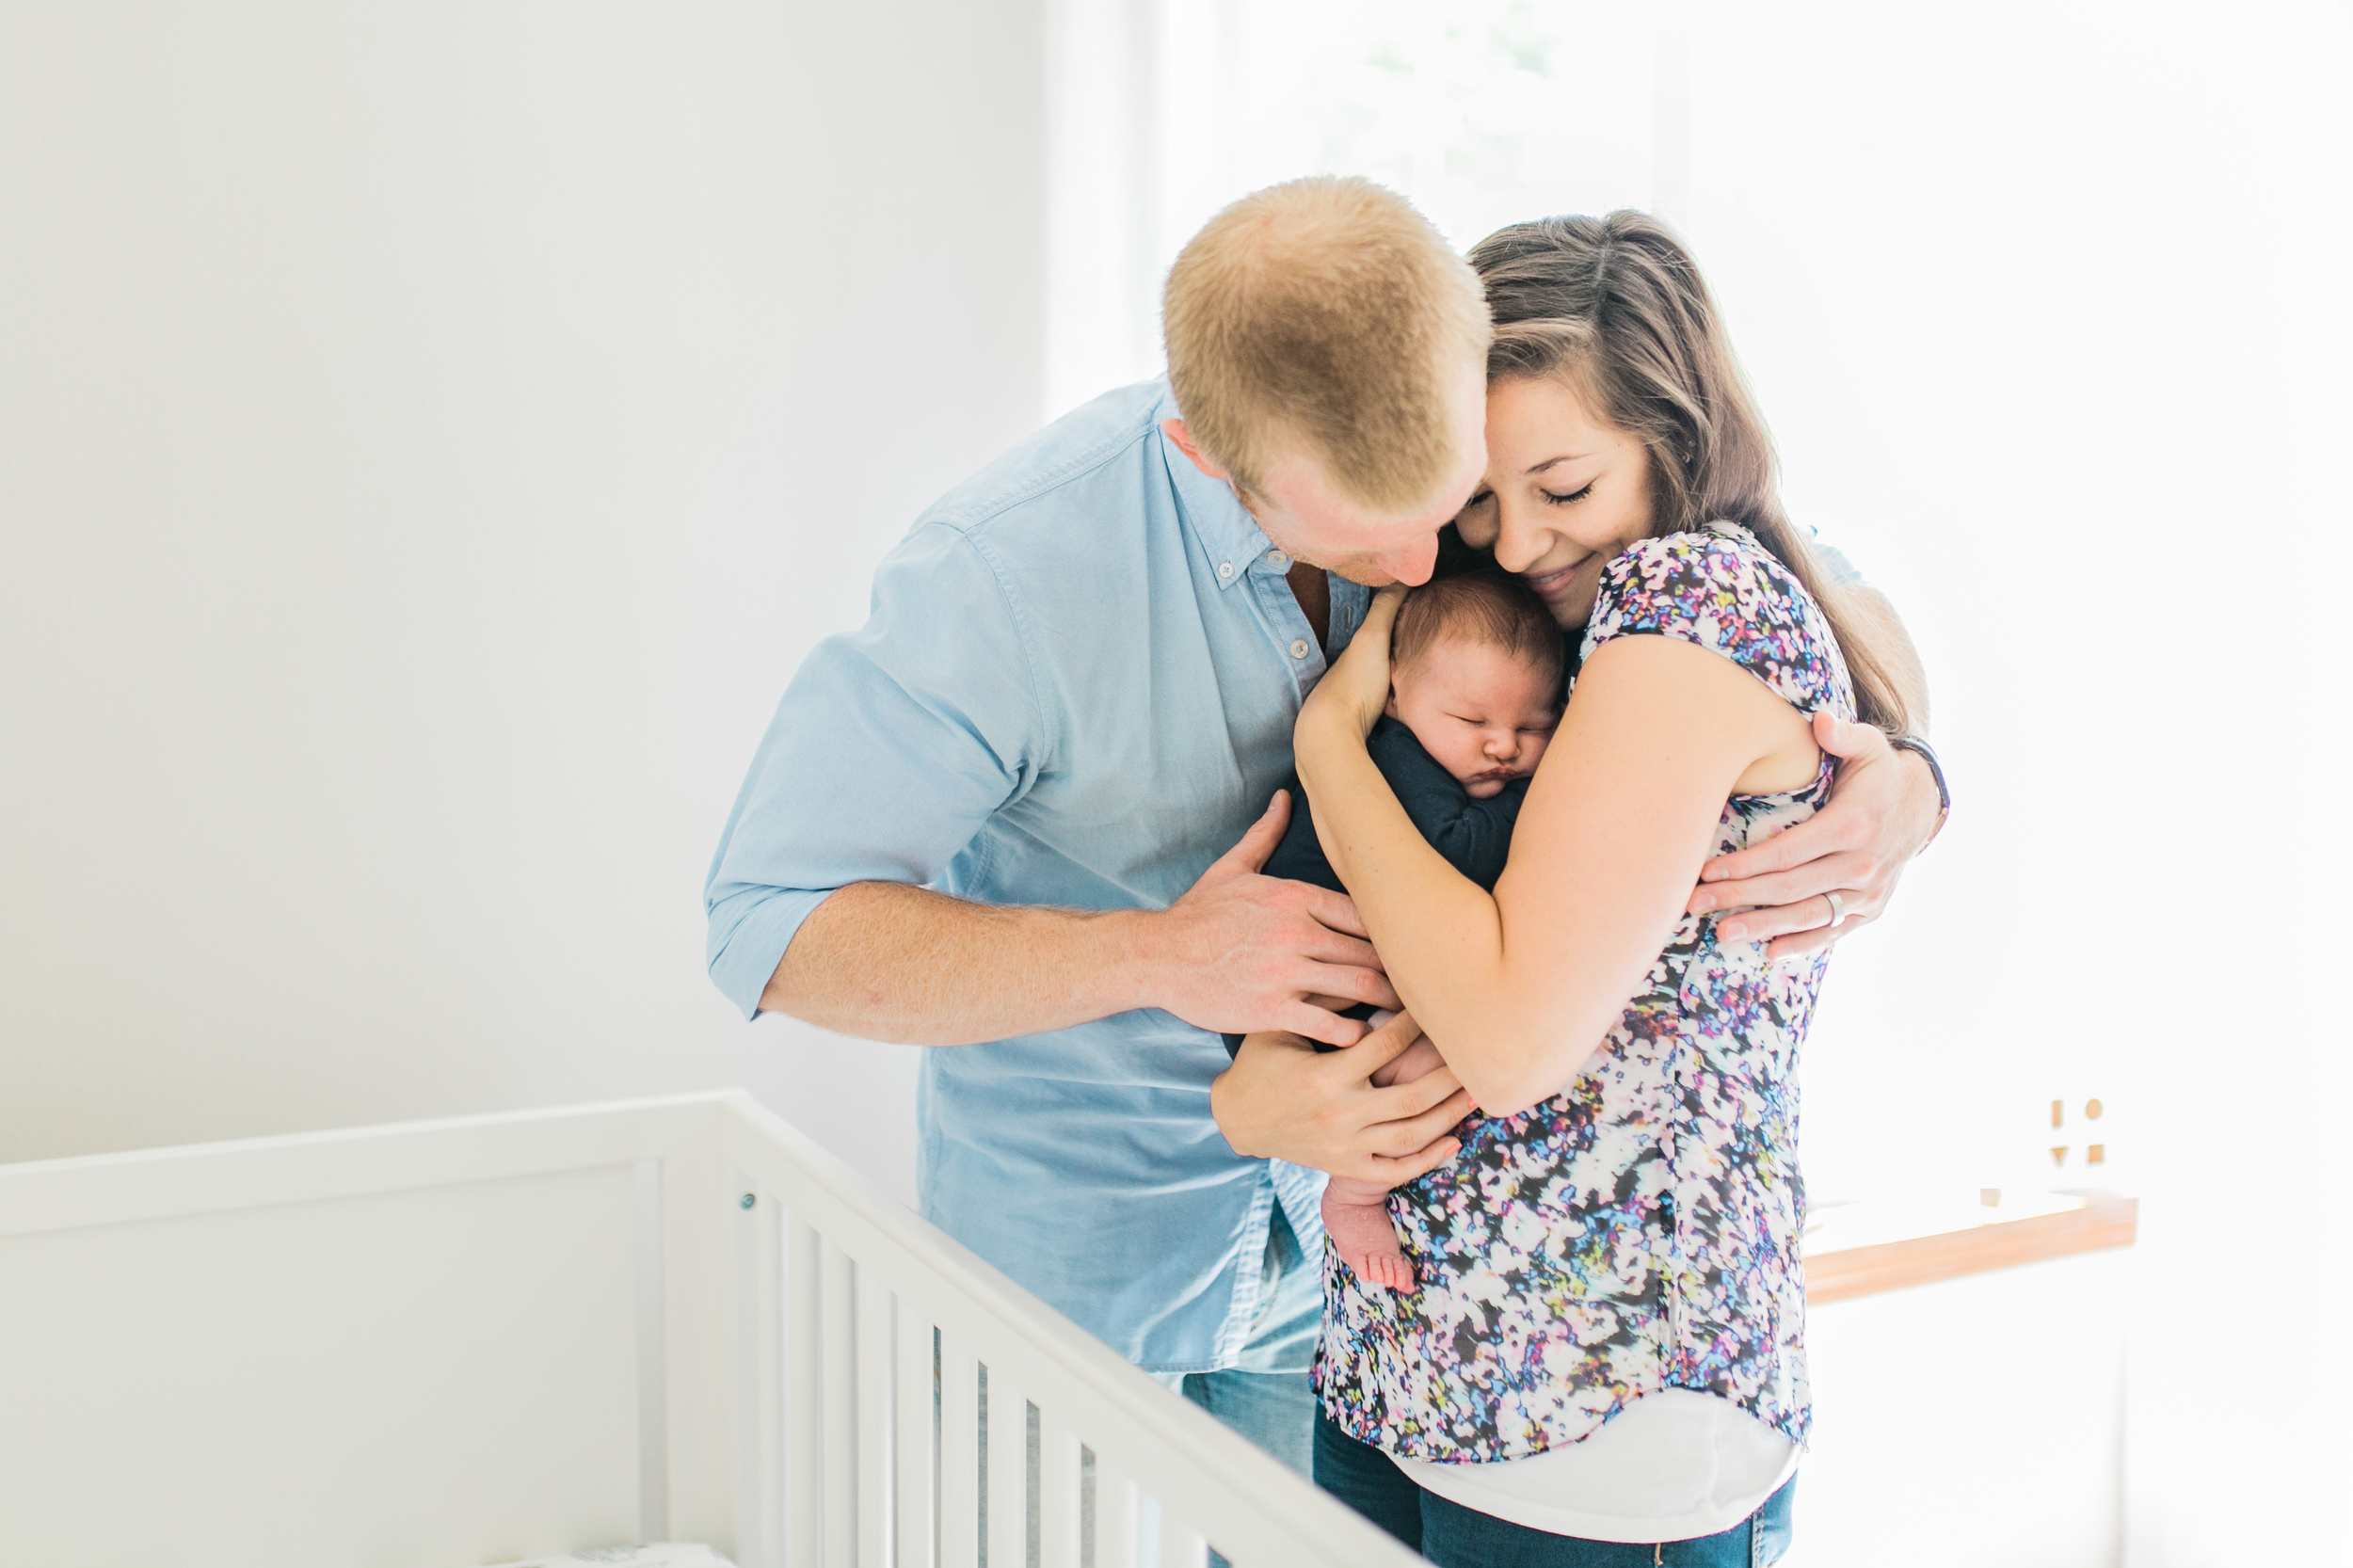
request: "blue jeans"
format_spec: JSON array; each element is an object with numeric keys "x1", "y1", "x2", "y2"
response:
[
  {"x1": 1314, "y1": 1412, "x2": 1797, "y2": 1566},
  {"x1": 1171, "y1": 1365, "x2": 1314, "y2": 1476}
]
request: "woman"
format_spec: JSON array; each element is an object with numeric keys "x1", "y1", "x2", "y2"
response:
[{"x1": 1284, "y1": 213, "x2": 1921, "y2": 1564}]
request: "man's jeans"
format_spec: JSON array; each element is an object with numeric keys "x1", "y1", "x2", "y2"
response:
[
  {"x1": 1167, "y1": 1364, "x2": 1314, "y2": 1476},
  {"x1": 1315, "y1": 1412, "x2": 1798, "y2": 1567},
  {"x1": 1149, "y1": 1204, "x2": 1321, "y2": 1476}
]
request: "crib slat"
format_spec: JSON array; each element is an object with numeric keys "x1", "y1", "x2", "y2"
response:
[
  {"x1": 855, "y1": 1261, "x2": 892, "y2": 1568},
  {"x1": 634, "y1": 1159, "x2": 670, "y2": 1544},
  {"x1": 1159, "y1": 1513, "x2": 1208, "y2": 1568},
  {"x1": 736, "y1": 1183, "x2": 787, "y2": 1568},
  {"x1": 788, "y1": 1216, "x2": 824, "y2": 1568},
  {"x1": 1036, "y1": 1411, "x2": 1080, "y2": 1568},
  {"x1": 1093, "y1": 1456, "x2": 1138, "y2": 1568},
  {"x1": 891, "y1": 1301, "x2": 934, "y2": 1568},
  {"x1": 938, "y1": 1330, "x2": 981, "y2": 1568},
  {"x1": 983, "y1": 1367, "x2": 1023, "y2": 1568},
  {"x1": 823, "y1": 1236, "x2": 857, "y2": 1568}
]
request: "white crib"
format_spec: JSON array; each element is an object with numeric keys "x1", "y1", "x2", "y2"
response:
[{"x1": 0, "y1": 1091, "x2": 1418, "y2": 1568}]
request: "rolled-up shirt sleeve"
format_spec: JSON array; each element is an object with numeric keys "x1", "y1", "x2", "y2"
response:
[
  {"x1": 704, "y1": 521, "x2": 1048, "y2": 1018},
  {"x1": 1811, "y1": 535, "x2": 1865, "y2": 588}
]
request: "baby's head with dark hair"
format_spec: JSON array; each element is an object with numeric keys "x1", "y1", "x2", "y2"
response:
[
  {"x1": 1384, "y1": 571, "x2": 1567, "y2": 800},
  {"x1": 1392, "y1": 571, "x2": 1566, "y2": 691}
]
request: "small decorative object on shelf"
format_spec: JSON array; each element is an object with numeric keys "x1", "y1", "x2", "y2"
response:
[{"x1": 2037, "y1": 1094, "x2": 2116, "y2": 1175}]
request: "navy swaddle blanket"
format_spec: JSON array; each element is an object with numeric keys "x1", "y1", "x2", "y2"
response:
[{"x1": 1222, "y1": 714, "x2": 1526, "y2": 1058}]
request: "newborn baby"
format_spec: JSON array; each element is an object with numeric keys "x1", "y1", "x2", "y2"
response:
[{"x1": 1225, "y1": 570, "x2": 1564, "y2": 1291}]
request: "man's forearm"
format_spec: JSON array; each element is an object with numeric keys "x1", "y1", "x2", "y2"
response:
[
  {"x1": 760, "y1": 881, "x2": 1159, "y2": 1045},
  {"x1": 759, "y1": 799, "x2": 1401, "y2": 1048}
]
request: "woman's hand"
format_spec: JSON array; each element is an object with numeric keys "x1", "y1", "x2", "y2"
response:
[
  {"x1": 1299, "y1": 585, "x2": 1406, "y2": 744},
  {"x1": 1210, "y1": 1012, "x2": 1471, "y2": 1184}
]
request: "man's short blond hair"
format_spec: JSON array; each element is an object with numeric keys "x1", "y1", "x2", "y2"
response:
[{"x1": 1162, "y1": 176, "x2": 1492, "y2": 513}]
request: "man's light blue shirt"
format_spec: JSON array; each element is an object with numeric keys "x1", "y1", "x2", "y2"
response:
[{"x1": 706, "y1": 380, "x2": 1365, "y2": 1373}]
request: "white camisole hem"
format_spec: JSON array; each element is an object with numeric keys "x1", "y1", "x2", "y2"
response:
[{"x1": 1393, "y1": 1388, "x2": 1799, "y2": 1544}]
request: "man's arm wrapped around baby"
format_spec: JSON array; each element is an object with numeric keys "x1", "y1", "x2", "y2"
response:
[{"x1": 1222, "y1": 713, "x2": 1527, "y2": 1060}]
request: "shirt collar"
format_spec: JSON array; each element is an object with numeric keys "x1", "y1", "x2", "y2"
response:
[{"x1": 1152, "y1": 381, "x2": 1273, "y2": 592}]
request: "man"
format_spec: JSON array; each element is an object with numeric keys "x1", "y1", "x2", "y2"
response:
[{"x1": 705, "y1": 177, "x2": 1942, "y2": 1470}]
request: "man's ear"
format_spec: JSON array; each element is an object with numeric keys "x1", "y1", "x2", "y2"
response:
[{"x1": 1160, "y1": 418, "x2": 1231, "y2": 481}]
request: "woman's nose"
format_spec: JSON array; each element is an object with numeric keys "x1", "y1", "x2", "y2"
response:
[{"x1": 1489, "y1": 501, "x2": 1551, "y2": 575}]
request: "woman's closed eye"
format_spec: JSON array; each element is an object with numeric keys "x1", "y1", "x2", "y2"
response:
[{"x1": 1539, "y1": 480, "x2": 1595, "y2": 506}]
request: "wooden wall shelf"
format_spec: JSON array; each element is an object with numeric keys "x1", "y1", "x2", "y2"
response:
[{"x1": 1803, "y1": 1191, "x2": 2137, "y2": 1304}]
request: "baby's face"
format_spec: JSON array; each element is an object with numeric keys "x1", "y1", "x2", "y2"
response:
[{"x1": 1385, "y1": 636, "x2": 1561, "y2": 799}]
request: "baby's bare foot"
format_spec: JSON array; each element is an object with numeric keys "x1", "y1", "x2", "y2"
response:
[
  {"x1": 1348, "y1": 1245, "x2": 1416, "y2": 1293},
  {"x1": 1322, "y1": 1183, "x2": 1416, "y2": 1294}
]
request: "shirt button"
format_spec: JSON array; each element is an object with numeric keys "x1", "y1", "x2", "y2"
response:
[
  {"x1": 1217, "y1": 560, "x2": 1235, "y2": 580},
  {"x1": 1266, "y1": 549, "x2": 1290, "y2": 568},
  {"x1": 1290, "y1": 639, "x2": 1311, "y2": 660}
]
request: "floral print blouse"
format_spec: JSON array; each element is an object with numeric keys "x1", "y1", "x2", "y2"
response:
[{"x1": 1317, "y1": 522, "x2": 1857, "y2": 1464}]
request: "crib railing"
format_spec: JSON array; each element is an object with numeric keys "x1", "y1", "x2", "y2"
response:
[
  {"x1": 0, "y1": 1092, "x2": 1417, "y2": 1568},
  {"x1": 718, "y1": 1093, "x2": 1416, "y2": 1568}
]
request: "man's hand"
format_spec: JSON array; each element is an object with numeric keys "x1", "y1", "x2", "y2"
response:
[
  {"x1": 1210, "y1": 1012, "x2": 1473, "y2": 1185},
  {"x1": 1687, "y1": 712, "x2": 1943, "y2": 960},
  {"x1": 1147, "y1": 791, "x2": 1403, "y2": 1047}
]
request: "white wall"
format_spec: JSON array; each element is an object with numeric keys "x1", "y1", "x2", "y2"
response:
[
  {"x1": 0, "y1": 0, "x2": 1049, "y2": 1206},
  {"x1": 1787, "y1": 1251, "x2": 2132, "y2": 1568}
]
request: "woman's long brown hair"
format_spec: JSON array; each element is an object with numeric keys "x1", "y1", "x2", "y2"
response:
[{"x1": 1468, "y1": 212, "x2": 1917, "y2": 737}]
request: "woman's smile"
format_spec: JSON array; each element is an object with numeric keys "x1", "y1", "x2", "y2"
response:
[{"x1": 1522, "y1": 552, "x2": 1595, "y2": 605}]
